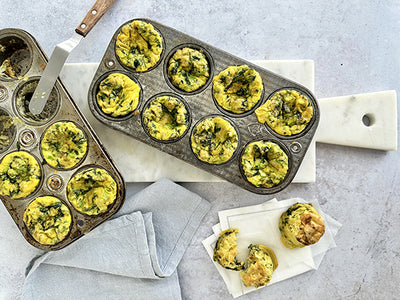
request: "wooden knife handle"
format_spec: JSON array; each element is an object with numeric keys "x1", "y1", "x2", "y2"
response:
[{"x1": 75, "y1": 0, "x2": 116, "y2": 37}]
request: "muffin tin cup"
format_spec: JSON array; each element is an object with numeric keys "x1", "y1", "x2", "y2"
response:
[
  {"x1": 0, "y1": 28, "x2": 126, "y2": 251},
  {"x1": 141, "y1": 92, "x2": 192, "y2": 144},
  {"x1": 114, "y1": 19, "x2": 166, "y2": 74},
  {"x1": 190, "y1": 114, "x2": 241, "y2": 166},
  {"x1": 88, "y1": 18, "x2": 320, "y2": 195},
  {"x1": 12, "y1": 76, "x2": 61, "y2": 126},
  {"x1": 163, "y1": 43, "x2": 214, "y2": 95},
  {"x1": 261, "y1": 87, "x2": 318, "y2": 140},
  {"x1": 238, "y1": 139, "x2": 293, "y2": 194},
  {"x1": 23, "y1": 196, "x2": 73, "y2": 246},
  {"x1": 92, "y1": 70, "x2": 143, "y2": 122},
  {"x1": 39, "y1": 120, "x2": 89, "y2": 171},
  {"x1": 0, "y1": 107, "x2": 17, "y2": 153},
  {"x1": 0, "y1": 32, "x2": 33, "y2": 81}
]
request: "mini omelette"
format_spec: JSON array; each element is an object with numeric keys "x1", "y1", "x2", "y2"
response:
[
  {"x1": 96, "y1": 73, "x2": 141, "y2": 117},
  {"x1": 191, "y1": 116, "x2": 238, "y2": 164},
  {"x1": 142, "y1": 95, "x2": 189, "y2": 141},
  {"x1": 41, "y1": 121, "x2": 88, "y2": 169},
  {"x1": 67, "y1": 167, "x2": 117, "y2": 215},
  {"x1": 213, "y1": 65, "x2": 263, "y2": 114},
  {"x1": 0, "y1": 151, "x2": 41, "y2": 199},
  {"x1": 167, "y1": 47, "x2": 210, "y2": 92},
  {"x1": 213, "y1": 228, "x2": 245, "y2": 271},
  {"x1": 240, "y1": 244, "x2": 278, "y2": 288},
  {"x1": 241, "y1": 140, "x2": 288, "y2": 188},
  {"x1": 279, "y1": 203, "x2": 325, "y2": 249},
  {"x1": 23, "y1": 196, "x2": 71, "y2": 245},
  {"x1": 255, "y1": 89, "x2": 313, "y2": 136},
  {"x1": 115, "y1": 20, "x2": 163, "y2": 72}
]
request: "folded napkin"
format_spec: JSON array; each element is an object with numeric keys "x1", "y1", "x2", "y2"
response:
[
  {"x1": 23, "y1": 178, "x2": 210, "y2": 300},
  {"x1": 202, "y1": 198, "x2": 341, "y2": 298}
]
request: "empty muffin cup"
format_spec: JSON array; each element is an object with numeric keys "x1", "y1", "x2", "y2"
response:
[
  {"x1": 0, "y1": 108, "x2": 16, "y2": 152},
  {"x1": 0, "y1": 34, "x2": 32, "y2": 80},
  {"x1": 13, "y1": 77, "x2": 60, "y2": 125}
]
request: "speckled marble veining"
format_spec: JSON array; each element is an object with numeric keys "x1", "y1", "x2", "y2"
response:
[{"x1": 0, "y1": 1, "x2": 399, "y2": 300}]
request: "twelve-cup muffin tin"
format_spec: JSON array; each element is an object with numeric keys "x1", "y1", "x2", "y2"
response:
[
  {"x1": 88, "y1": 18, "x2": 320, "y2": 195},
  {"x1": 0, "y1": 28, "x2": 126, "y2": 250}
]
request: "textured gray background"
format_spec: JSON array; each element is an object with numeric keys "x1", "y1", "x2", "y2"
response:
[{"x1": 0, "y1": 0, "x2": 399, "y2": 299}]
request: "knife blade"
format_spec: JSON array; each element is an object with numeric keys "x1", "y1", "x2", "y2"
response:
[{"x1": 29, "y1": 0, "x2": 116, "y2": 115}]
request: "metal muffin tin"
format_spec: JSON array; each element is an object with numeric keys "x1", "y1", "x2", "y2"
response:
[
  {"x1": 88, "y1": 18, "x2": 320, "y2": 195},
  {"x1": 0, "y1": 28, "x2": 126, "y2": 250}
]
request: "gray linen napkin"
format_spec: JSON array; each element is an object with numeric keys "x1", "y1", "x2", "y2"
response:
[{"x1": 22, "y1": 178, "x2": 210, "y2": 300}]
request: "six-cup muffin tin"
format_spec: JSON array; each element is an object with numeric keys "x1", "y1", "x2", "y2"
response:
[
  {"x1": 0, "y1": 28, "x2": 126, "y2": 250},
  {"x1": 88, "y1": 18, "x2": 320, "y2": 195}
]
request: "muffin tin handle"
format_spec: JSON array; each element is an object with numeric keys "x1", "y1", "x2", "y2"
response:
[{"x1": 75, "y1": 0, "x2": 117, "y2": 37}]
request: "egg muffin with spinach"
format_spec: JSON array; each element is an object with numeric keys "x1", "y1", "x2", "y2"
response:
[
  {"x1": 213, "y1": 228, "x2": 245, "y2": 270},
  {"x1": 255, "y1": 89, "x2": 313, "y2": 136},
  {"x1": 167, "y1": 47, "x2": 210, "y2": 92},
  {"x1": 96, "y1": 73, "x2": 141, "y2": 117},
  {"x1": 279, "y1": 203, "x2": 325, "y2": 249},
  {"x1": 142, "y1": 95, "x2": 190, "y2": 141},
  {"x1": 116, "y1": 20, "x2": 163, "y2": 72},
  {"x1": 41, "y1": 121, "x2": 88, "y2": 169},
  {"x1": 241, "y1": 140, "x2": 288, "y2": 188},
  {"x1": 0, "y1": 151, "x2": 41, "y2": 199},
  {"x1": 23, "y1": 196, "x2": 71, "y2": 245},
  {"x1": 213, "y1": 65, "x2": 263, "y2": 114},
  {"x1": 67, "y1": 167, "x2": 117, "y2": 216},
  {"x1": 191, "y1": 116, "x2": 238, "y2": 164},
  {"x1": 240, "y1": 244, "x2": 278, "y2": 288}
]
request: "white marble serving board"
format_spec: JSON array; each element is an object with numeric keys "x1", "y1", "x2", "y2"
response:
[{"x1": 59, "y1": 61, "x2": 397, "y2": 183}]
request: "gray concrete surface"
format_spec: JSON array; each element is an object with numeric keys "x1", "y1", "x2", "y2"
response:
[{"x1": 0, "y1": 0, "x2": 399, "y2": 299}]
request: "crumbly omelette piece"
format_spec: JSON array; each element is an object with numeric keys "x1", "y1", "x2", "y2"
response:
[
  {"x1": 240, "y1": 244, "x2": 278, "y2": 288},
  {"x1": 115, "y1": 20, "x2": 163, "y2": 72},
  {"x1": 167, "y1": 47, "x2": 210, "y2": 92},
  {"x1": 213, "y1": 228, "x2": 245, "y2": 271},
  {"x1": 255, "y1": 89, "x2": 313, "y2": 136},
  {"x1": 41, "y1": 121, "x2": 87, "y2": 169},
  {"x1": 191, "y1": 116, "x2": 238, "y2": 164},
  {"x1": 67, "y1": 167, "x2": 117, "y2": 215},
  {"x1": 0, "y1": 114, "x2": 14, "y2": 152},
  {"x1": 23, "y1": 196, "x2": 71, "y2": 245},
  {"x1": 213, "y1": 65, "x2": 263, "y2": 114},
  {"x1": 0, "y1": 151, "x2": 41, "y2": 199},
  {"x1": 241, "y1": 140, "x2": 288, "y2": 188},
  {"x1": 279, "y1": 203, "x2": 325, "y2": 249},
  {"x1": 143, "y1": 95, "x2": 189, "y2": 141},
  {"x1": 96, "y1": 73, "x2": 141, "y2": 117}
]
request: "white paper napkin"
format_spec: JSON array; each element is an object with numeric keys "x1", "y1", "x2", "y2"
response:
[{"x1": 202, "y1": 198, "x2": 341, "y2": 298}]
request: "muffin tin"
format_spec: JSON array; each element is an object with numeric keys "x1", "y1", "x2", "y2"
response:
[
  {"x1": 88, "y1": 18, "x2": 320, "y2": 195},
  {"x1": 0, "y1": 28, "x2": 126, "y2": 250}
]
